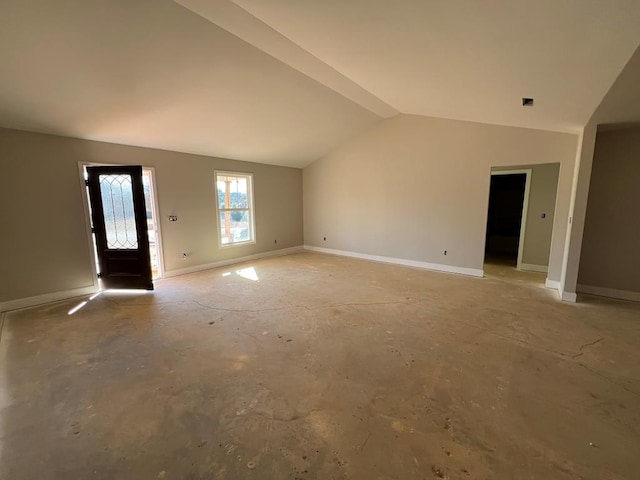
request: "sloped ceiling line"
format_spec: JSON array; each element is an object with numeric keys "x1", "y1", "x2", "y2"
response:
[
  {"x1": 2, "y1": 0, "x2": 640, "y2": 168},
  {"x1": 230, "y1": 0, "x2": 640, "y2": 133},
  {"x1": 173, "y1": 0, "x2": 398, "y2": 118}
]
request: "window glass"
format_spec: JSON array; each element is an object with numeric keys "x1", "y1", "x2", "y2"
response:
[{"x1": 215, "y1": 172, "x2": 254, "y2": 246}]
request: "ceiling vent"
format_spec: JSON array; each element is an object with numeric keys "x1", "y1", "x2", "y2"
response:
[{"x1": 522, "y1": 97, "x2": 534, "y2": 107}]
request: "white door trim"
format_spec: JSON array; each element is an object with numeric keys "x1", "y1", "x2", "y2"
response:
[
  {"x1": 77, "y1": 162, "x2": 100, "y2": 292},
  {"x1": 490, "y1": 169, "x2": 532, "y2": 271},
  {"x1": 77, "y1": 161, "x2": 166, "y2": 284},
  {"x1": 143, "y1": 167, "x2": 165, "y2": 279}
]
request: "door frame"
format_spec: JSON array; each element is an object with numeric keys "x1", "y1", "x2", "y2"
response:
[
  {"x1": 77, "y1": 162, "x2": 165, "y2": 288},
  {"x1": 142, "y1": 167, "x2": 165, "y2": 279},
  {"x1": 488, "y1": 168, "x2": 532, "y2": 270}
]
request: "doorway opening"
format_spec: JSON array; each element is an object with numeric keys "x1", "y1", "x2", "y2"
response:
[
  {"x1": 142, "y1": 169, "x2": 162, "y2": 280},
  {"x1": 484, "y1": 169, "x2": 530, "y2": 268},
  {"x1": 80, "y1": 164, "x2": 163, "y2": 290}
]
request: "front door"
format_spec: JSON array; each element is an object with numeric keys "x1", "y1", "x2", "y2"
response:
[{"x1": 86, "y1": 165, "x2": 153, "y2": 290}]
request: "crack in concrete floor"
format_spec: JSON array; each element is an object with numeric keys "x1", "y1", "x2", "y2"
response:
[{"x1": 1, "y1": 252, "x2": 639, "y2": 479}]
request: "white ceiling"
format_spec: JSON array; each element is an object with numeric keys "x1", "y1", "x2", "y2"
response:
[
  {"x1": 231, "y1": 0, "x2": 640, "y2": 133},
  {"x1": 590, "y1": 45, "x2": 640, "y2": 129},
  {"x1": 1, "y1": 1, "x2": 640, "y2": 167}
]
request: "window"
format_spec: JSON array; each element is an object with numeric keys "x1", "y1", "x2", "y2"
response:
[{"x1": 215, "y1": 171, "x2": 255, "y2": 247}]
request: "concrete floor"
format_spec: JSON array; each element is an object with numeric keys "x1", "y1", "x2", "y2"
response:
[{"x1": 1, "y1": 252, "x2": 639, "y2": 479}]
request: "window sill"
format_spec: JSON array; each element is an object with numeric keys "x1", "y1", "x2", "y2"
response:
[{"x1": 219, "y1": 240, "x2": 256, "y2": 249}]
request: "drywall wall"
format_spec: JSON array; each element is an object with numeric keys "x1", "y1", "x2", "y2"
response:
[
  {"x1": 303, "y1": 114, "x2": 577, "y2": 280},
  {"x1": 578, "y1": 127, "x2": 640, "y2": 295},
  {"x1": 0, "y1": 128, "x2": 302, "y2": 305},
  {"x1": 493, "y1": 163, "x2": 560, "y2": 270},
  {"x1": 559, "y1": 124, "x2": 598, "y2": 301},
  {"x1": 521, "y1": 163, "x2": 560, "y2": 269}
]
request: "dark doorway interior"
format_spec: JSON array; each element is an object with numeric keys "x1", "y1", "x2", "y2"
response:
[{"x1": 485, "y1": 173, "x2": 527, "y2": 266}]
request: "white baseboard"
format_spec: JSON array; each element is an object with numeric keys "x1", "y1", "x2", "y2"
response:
[
  {"x1": 163, "y1": 246, "x2": 304, "y2": 278},
  {"x1": 303, "y1": 245, "x2": 484, "y2": 278},
  {"x1": 0, "y1": 285, "x2": 99, "y2": 313},
  {"x1": 0, "y1": 247, "x2": 304, "y2": 313},
  {"x1": 545, "y1": 279, "x2": 560, "y2": 290},
  {"x1": 520, "y1": 263, "x2": 548, "y2": 273},
  {"x1": 543, "y1": 279, "x2": 570, "y2": 302},
  {"x1": 577, "y1": 284, "x2": 640, "y2": 302}
]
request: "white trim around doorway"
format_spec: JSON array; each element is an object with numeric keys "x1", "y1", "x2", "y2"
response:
[
  {"x1": 144, "y1": 167, "x2": 165, "y2": 280},
  {"x1": 77, "y1": 162, "x2": 100, "y2": 292},
  {"x1": 77, "y1": 162, "x2": 165, "y2": 287}
]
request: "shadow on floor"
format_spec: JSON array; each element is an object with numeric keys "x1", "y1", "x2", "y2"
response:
[{"x1": 484, "y1": 253, "x2": 547, "y2": 288}]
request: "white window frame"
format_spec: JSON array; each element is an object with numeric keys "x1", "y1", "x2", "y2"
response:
[{"x1": 214, "y1": 170, "x2": 256, "y2": 248}]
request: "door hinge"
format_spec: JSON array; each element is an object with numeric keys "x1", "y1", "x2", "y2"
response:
[
  {"x1": 97, "y1": 272, "x2": 103, "y2": 279},
  {"x1": 91, "y1": 227, "x2": 96, "y2": 234},
  {"x1": 85, "y1": 179, "x2": 89, "y2": 186}
]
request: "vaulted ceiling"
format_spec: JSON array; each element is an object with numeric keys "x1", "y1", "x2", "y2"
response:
[{"x1": 1, "y1": 1, "x2": 639, "y2": 167}]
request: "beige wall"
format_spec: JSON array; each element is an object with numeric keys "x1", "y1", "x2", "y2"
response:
[
  {"x1": 0, "y1": 128, "x2": 303, "y2": 304},
  {"x1": 303, "y1": 114, "x2": 577, "y2": 280},
  {"x1": 578, "y1": 127, "x2": 640, "y2": 293},
  {"x1": 493, "y1": 163, "x2": 560, "y2": 269}
]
